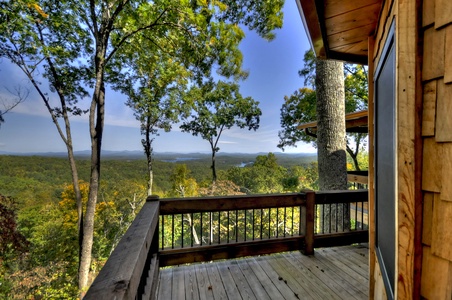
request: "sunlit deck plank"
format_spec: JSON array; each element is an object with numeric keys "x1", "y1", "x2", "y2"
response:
[
  {"x1": 253, "y1": 255, "x2": 302, "y2": 299},
  {"x1": 265, "y1": 254, "x2": 317, "y2": 299},
  {"x1": 172, "y1": 267, "x2": 185, "y2": 300},
  {"x1": 275, "y1": 252, "x2": 342, "y2": 300},
  {"x1": 236, "y1": 259, "x2": 272, "y2": 300},
  {"x1": 289, "y1": 250, "x2": 366, "y2": 300},
  {"x1": 183, "y1": 265, "x2": 200, "y2": 300},
  {"x1": 204, "y1": 262, "x2": 227, "y2": 299},
  {"x1": 308, "y1": 248, "x2": 368, "y2": 297},
  {"x1": 228, "y1": 260, "x2": 258, "y2": 299},
  {"x1": 157, "y1": 245, "x2": 369, "y2": 300},
  {"x1": 215, "y1": 261, "x2": 242, "y2": 297},
  {"x1": 245, "y1": 257, "x2": 286, "y2": 299},
  {"x1": 157, "y1": 267, "x2": 172, "y2": 299},
  {"x1": 195, "y1": 264, "x2": 213, "y2": 300}
]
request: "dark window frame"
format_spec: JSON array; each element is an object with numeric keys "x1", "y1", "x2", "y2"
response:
[{"x1": 374, "y1": 19, "x2": 396, "y2": 300}]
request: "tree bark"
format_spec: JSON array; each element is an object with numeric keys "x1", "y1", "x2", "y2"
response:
[
  {"x1": 79, "y1": 36, "x2": 107, "y2": 294},
  {"x1": 315, "y1": 59, "x2": 348, "y2": 232},
  {"x1": 144, "y1": 116, "x2": 154, "y2": 196}
]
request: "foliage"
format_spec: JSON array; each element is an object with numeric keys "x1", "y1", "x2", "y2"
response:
[
  {"x1": 0, "y1": 195, "x2": 29, "y2": 258},
  {"x1": 181, "y1": 80, "x2": 261, "y2": 182},
  {"x1": 0, "y1": 152, "x2": 321, "y2": 296},
  {"x1": 0, "y1": 194, "x2": 30, "y2": 297},
  {"x1": 225, "y1": 152, "x2": 317, "y2": 194},
  {"x1": 278, "y1": 50, "x2": 369, "y2": 170},
  {"x1": 198, "y1": 180, "x2": 245, "y2": 196},
  {"x1": 277, "y1": 87, "x2": 317, "y2": 150},
  {"x1": 169, "y1": 164, "x2": 199, "y2": 198},
  {"x1": 2, "y1": 0, "x2": 285, "y2": 291}
]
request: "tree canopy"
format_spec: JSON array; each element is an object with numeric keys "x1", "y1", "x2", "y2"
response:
[
  {"x1": 1, "y1": 0, "x2": 285, "y2": 292},
  {"x1": 181, "y1": 80, "x2": 261, "y2": 182},
  {"x1": 278, "y1": 50, "x2": 368, "y2": 170}
]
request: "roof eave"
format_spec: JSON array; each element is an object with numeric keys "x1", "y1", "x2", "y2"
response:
[{"x1": 296, "y1": 0, "x2": 327, "y2": 59}]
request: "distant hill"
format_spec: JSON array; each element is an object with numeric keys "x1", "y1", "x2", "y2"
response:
[{"x1": 0, "y1": 150, "x2": 317, "y2": 162}]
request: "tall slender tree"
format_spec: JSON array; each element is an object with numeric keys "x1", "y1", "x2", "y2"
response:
[
  {"x1": 181, "y1": 80, "x2": 261, "y2": 182},
  {"x1": 0, "y1": 0, "x2": 90, "y2": 279},
  {"x1": 1, "y1": 0, "x2": 284, "y2": 293}
]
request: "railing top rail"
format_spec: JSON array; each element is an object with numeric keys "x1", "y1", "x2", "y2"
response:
[
  {"x1": 85, "y1": 200, "x2": 159, "y2": 300},
  {"x1": 315, "y1": 189, "x2": 368, "y2": 204},
  {"x1": 159, "y1": 192, "x2": 307, "y2": 215}
]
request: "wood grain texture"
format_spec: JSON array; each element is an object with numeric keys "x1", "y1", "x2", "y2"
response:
[
  {"x1": 367, "y1": 35, "x2": 377, "y2": 300},
  {"x1": 396, "y1": 0, "x2": 419, "y2": 297},
  {"x1": 422, "y1": 0, "x2": 435, "y2": 27},
  {"x1": 325, "y1": 3, "x2": 381, "y2": 34},
  {"x1": 373, "y1": 256, "x2": 389, "y2": 300},
  {"x1": 158, "y1": 245, "x2": 369, "y2": 300},
  {"x1": 422, "y1": 27, "x2": 445, "y2": 81},
  {"x1": 421, "y1": 246, "x2": 451, "y2": 299},
  {"x1": 422, "y1": 80, "x2": 437, "y2": 136},
  {"x1": 422, "y1": 193, "x2": 434, "y2": 246},
  {"x1": 432, "y1": 195, "x2": 452, "y2": 261},
  {"x1": 328, "y1": 24, "x2": 375, "y2": 49},
  {"x1": 85, "y1": 201, "x2": 160, "y2": 300},
  {"x1": 441, "y1": 143, "x2": 452, "y2": 201},
  {"x1": 435, "y1": 79, "x2": 452, "y2": 141},
  {"x1": 434, "y1": 0, "x2": 452, "y2": 29},
  {"x1": 422, "y1": 138, "x2": 442, "y2": 192},
  {"x1": 324, "y1": 0, "x2": 381, "y2": 19},
  {"x1": 372, "y1": 0, "x2": 395, "y2": 66},
  {"x1": 445, "y1": 26, "x2": 452, "y2": 83},
  {"x1": 159, "y1": 193, "x2": 306, "y2": 214}
]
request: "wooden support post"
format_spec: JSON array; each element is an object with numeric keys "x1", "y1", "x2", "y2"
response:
[{"x1": 302, "y1": 190, "x2": 315, "y2": 255}]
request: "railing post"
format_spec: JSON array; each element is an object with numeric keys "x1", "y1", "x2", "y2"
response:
[
  {"x1": 302, "y1": 190, "x2": 315, "y2": 255},
  {"x1": 142, "y1": 195, "x2": 160, "y2": 300},
  {"x1": 85, "y1": 196, "x2": 160, "y2": 300},
  {"x1": 146, "y1": 195, "x2": 160, "y2": 254}
]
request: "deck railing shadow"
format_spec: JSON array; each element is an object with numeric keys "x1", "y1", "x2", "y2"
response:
[{"x1": 85, "y1": 189, "x2": 368, "y2": 300}]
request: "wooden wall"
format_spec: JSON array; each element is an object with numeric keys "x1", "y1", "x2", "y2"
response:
[
  {"x1": 420, "y1": 0, "x2": 452, "y2": 298},
  {"x1": 370, "y1": 0, "x2": 421, "y2": 298},
  {"x1": 369, "y1": 0, "x2": 452, "y2": 298}
]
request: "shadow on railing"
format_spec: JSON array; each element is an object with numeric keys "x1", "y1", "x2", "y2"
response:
[{"x1": 85, "y1": 190, "x2": 368, "y2": 300}]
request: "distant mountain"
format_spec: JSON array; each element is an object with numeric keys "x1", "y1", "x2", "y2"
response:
[{"x1": 0, "y1": 150, "x2": 317, "y2": 160}]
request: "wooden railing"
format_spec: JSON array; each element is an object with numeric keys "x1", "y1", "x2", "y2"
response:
[
  {"x1": 159, "y1": 193, "x2": 312, "y2": 267},
  {"x1": 85, "y1": 190, "x2": 368, "y2": 300},
  {"x1": 84, "y1": 196, "x2": 160, "y2": 300}
]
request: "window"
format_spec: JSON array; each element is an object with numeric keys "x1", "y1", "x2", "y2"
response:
[{"x1": 374, "y1": 20, "x2": 396, "y2": 300}]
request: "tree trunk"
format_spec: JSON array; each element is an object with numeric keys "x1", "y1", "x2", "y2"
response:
[
  {"x1": 144, "y1": 118, "x2": 154, "y2": 196},
  {"x1": 315, "y1": 59, "x2": 348, "y2": 232},
  {"x1": 185, "y1": 214, "x2": 200, "y2": 245},
  {"x1": 26, "y1": 59, "x2": 86, "y2": 284},
  {"x1": 211, "y1": 144, "x2": 217, "y2": 183},
  {"x1": 79, "y1": 45, "x2": 106, "y2": 294}
]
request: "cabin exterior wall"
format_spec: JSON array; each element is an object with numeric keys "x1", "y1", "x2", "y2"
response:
[
  {"x1": 418, "y1": 0, "x2": 452, "y2": 299},
  {"x1": 369, "y1": 0, "x2": 452, "y2": 299}
]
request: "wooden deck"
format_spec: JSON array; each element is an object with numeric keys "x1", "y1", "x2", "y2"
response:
[{"x1": 156, "y1": 244, "x2": 369, "y2": 300}]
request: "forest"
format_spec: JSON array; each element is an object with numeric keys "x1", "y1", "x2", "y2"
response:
[{"x1": 0, "y1": 151, "x2": 334, "y2": 298}]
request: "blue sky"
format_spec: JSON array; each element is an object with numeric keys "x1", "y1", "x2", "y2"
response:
[{"x1": 0, "y1": 1, "x2": 316, "y2": 154}]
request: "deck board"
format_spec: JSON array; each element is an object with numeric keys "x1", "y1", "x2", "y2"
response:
[
  {"x1": 183, "y1": 265, "x2": 200, "y2": 300},
  {"x1": 157, "y1": 245, "x2": 369, "y2": 300}
]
